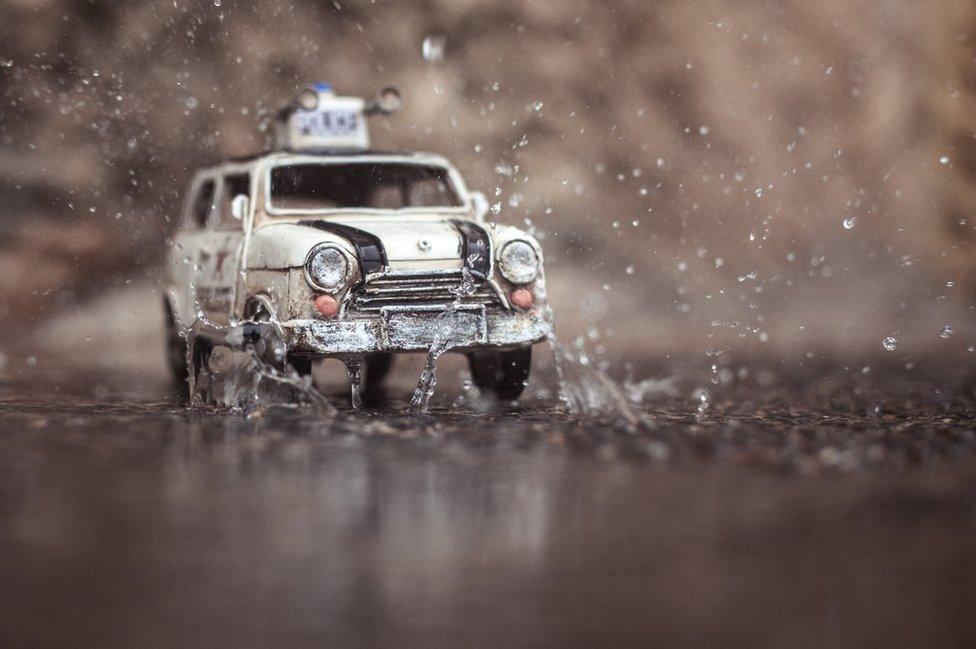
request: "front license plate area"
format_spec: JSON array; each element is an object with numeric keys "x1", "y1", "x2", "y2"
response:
[{"x1": 382, "y1": 306, "x2": 487, "y2": 349}]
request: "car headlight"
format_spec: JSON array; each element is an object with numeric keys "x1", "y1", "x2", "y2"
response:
[
  {"x1": 498, "y1": 240, "x2": 540, "y2": 284},
  {"x1": 306, "y1": 244, "x2": 351, "y2": 292}
]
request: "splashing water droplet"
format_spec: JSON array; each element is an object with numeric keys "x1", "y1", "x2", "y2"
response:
[
  {"x1": 842, "y1": 216, "x2": 857, "y2": 230},
  {"x1": 939, "y1": 155, "x2": 950, "y2": 165},
  {"x1": 694, "y1": 387, "x2": 710, "y2": 421},
  {"x1": 882, "y1": 336, "x2": 897, "y2": 351},
  {"x1": 422, "y1": 35, "x2": 446, "y2": 62},
  {"x1": 940, "y1": 324, "x2": 954, "y2": 339}
]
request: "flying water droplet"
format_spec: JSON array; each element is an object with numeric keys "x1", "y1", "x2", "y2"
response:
[
  {"x1": 939, "y1": 324, "x2": 954, "y2": 339},
  {"x1": 882, "y1": 336, "x2": 897, "y2": 351},
  {"x1": 939, "y1": 155, "x2": 950, "y2": 165},
  {"x1": 422, "y1": 35, "x2": 446, "y2": 62},
  {"x1": 842, "y1": 216, "x2": 857, "y2": 230}
]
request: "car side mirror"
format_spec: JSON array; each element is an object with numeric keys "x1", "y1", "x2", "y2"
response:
[
  {"x1": 231, "y1": 194, "x2": 250, "y2": 221},
  {"x1": 470, "y1": 191, "x2": 489, "y2": 220}
]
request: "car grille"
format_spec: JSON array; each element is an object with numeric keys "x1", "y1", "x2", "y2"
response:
[{"x1": 350, "y1": 271, "x2": 502, "y2": 312}]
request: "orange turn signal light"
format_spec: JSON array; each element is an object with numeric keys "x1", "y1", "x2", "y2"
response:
[
  {"x1": 314, "y1": 294, "x2": 340, "y2": 318},
  {"x1": 510, "y1": 288, "x2": 534, "y2": 309}
]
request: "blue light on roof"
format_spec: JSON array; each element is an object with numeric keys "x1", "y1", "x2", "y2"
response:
[{"x1": 311, "y1": 82, "x2": 333, "y2": 93}]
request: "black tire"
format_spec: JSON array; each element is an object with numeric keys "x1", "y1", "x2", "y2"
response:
[
  {"x1": 363, "y1": 353, "x2": 394, "y2": 403},
  {"x1": 163, "y1": 299, "x2": 189, "y2": 398},
  {"x1": 189, "y1": 335, "x2": 215, "y2": 404},
  {"x1": 468, "y1": 347, "x2": 532, "y2": 401},
  {"x1": 242, "y1": 296, "x2": 273, "y2": 322},
  {"x1": 287, "y1": 354, "x2": 313, "y2": 377}
]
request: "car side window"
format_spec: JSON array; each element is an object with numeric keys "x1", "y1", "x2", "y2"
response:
[
  {"x1": 217, "y1": 174, "x2": 251, "y2": 231},
  {"x1": 191, "y1": 180, "x2": 216, "y2": 229}
]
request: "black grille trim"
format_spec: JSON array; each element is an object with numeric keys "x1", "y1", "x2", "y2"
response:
[
  {"x1": 350, "y1": 271, "x2": 501, "y2": 312},
  {"x1": 299, "y1": 221, "x2": 387, "y2": 275},
  {"x1": 451, "y1": 219, "x2": 491, "y2": 279}
]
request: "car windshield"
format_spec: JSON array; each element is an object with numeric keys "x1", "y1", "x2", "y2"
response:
[{"x1": 268, "y1": 162, "x2": 464, "y2": 211}]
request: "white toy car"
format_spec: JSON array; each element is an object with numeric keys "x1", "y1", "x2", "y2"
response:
[{"x1": 164, "y1": 83, "x2": 550, "y2": 405}]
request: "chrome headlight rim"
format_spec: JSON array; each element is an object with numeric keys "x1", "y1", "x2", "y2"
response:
[
  {"x1": 304, "y1": 244, "x2": 353, "y2": 293},
  {"x1": 498, "y1": 240, "x2": 540, "y2": 285}
]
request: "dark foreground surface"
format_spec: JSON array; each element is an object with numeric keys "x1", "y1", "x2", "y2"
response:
[{"x1": 1, "y1": 358, "x2": 976, "y2": 649}]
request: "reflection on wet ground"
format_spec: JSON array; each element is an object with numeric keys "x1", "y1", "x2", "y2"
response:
[{"x1": 1, "y1": 361, "x2": 975, "y2": 648}]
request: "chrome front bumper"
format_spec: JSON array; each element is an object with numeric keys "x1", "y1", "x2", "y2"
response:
[{"x1": 283, "y1": 307, "x2": 551, "y2": 355}]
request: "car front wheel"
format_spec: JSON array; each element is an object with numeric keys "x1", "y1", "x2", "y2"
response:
[
  {"x1": 163, "y1": 299, "x2": 189, "y2": 397},
  {"x1": 467, "y1": 347, "x2": 532, "y2": 401}
]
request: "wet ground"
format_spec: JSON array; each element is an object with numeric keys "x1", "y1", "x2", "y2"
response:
[{"x1": 2, "y1": 356, "x2": 976, "y2": 648}]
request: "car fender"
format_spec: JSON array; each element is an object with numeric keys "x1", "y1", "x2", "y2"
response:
[{"x1": 246, "y1": 222, "x2": 357, "y2": 270}]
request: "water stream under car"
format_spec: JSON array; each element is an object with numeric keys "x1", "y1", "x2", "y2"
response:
[
  {"x1": 185, "y1": 266, "x2": 653, "y2": 427},
  {"x1": 408, "y1": 265, "x2": 480, "y2": 411}
]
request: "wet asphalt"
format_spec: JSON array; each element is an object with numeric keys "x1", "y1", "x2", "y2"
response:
[{"x1": 1, "y1": 356, "x2": 975, "y2": 648}]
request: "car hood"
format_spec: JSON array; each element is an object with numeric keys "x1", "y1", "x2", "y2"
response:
[
  {"x1": 337, "y1": 218, "x2": 463, "y2": 262},
  {"x1": 246, "y1": 218, "x2": 488, "y2": 273}
]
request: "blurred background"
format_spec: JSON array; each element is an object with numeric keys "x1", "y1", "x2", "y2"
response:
[{"x1": 2, "y1": 0, "x2": 975, "y2": 383}]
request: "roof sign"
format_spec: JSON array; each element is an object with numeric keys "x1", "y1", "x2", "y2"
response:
[{"x1": 274, "y1": 83, "x2": 370, "y2": 152}]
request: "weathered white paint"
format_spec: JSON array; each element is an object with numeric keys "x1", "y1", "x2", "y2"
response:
[{"x1": 165, "y1": 150, "x2": 550, "y2": 359}]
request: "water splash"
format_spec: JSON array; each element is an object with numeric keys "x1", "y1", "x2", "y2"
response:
[
  {"x1": 186, "y1": 319, "x2": 331, "y2": 414},
  {"x1": 409, "y1": 330, "x2": 453, "y2": 411},
  {"x1": 410, "y1": 266, "x2": 480, "y2": 411},
  {"x1": 693, "y1": 386, "x2": 710, "y2": 422},
  {"x1": 533, "y1": 273, "x2": 648, "y2": 429},
  {"x1": 181, "y1": 260, "x2": 657, "y2": 424},
  {"x1": 344, "y1": 357, "x2": 363, "y2": 410},
  {"x1": 624, "y1": 374, "x2": 678, "y2": 402}
]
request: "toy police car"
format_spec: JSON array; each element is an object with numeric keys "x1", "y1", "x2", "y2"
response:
[{"x1": 164, "y1": 83, "x2": 550, "y2": 404}]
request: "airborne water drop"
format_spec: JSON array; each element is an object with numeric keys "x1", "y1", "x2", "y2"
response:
[{"x1": 422, "y1": 35, "x2": 446, "y2": 62}]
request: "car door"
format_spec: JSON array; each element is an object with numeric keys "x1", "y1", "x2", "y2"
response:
[
  {"x1": 206, "y1": 172, "x2": 252, "y2": 324},
  {"x1": 168, "y1": 175, "x2": 217, "y2": 329}
]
